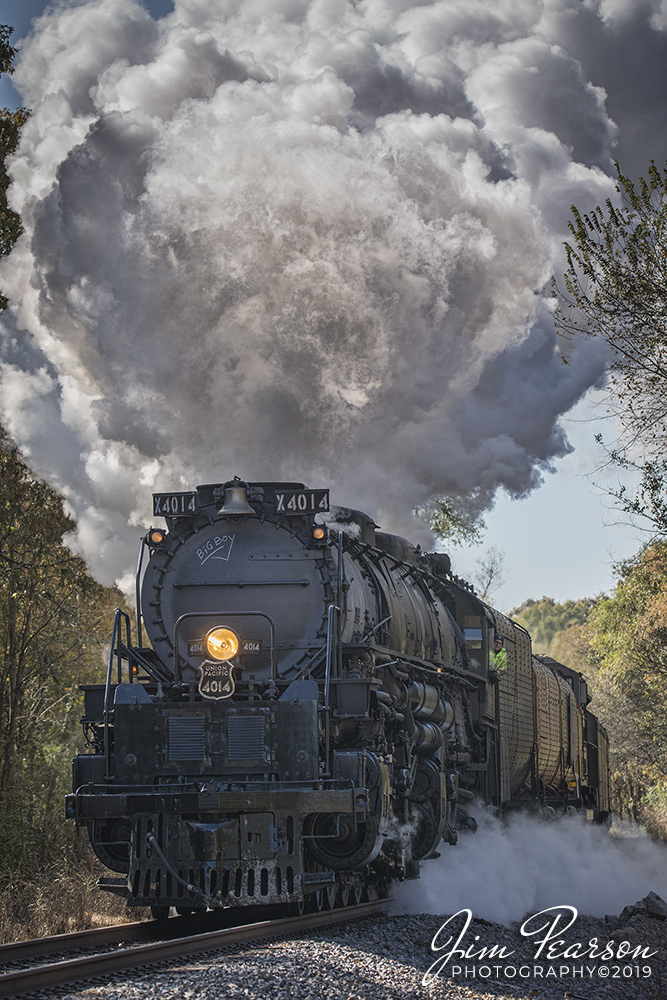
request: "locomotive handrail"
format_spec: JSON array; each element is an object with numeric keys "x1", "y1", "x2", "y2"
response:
[
  {"x1": 172, "y1": 579, "x2": 311, "y2": 588},
  {"x1": 323, "y1": 602, "x2": 342, "y2": 778},
  {"x1": 104, "y1": 609, "x2": 133, "y2": 780},
  {"x1": 114, "y1": 642, "x2": 172, "y2": 685},
  {"x1": 72, "y1": 776, "x2": 359, "y2": 796},
  {"x1": 135, "y1": 536, "x2": 148, "y2": 648},
  {"x1": 323, "y1": 604, "x2": 341, "y2": 712},
  {"x1": 336, "y1": 531, "x2": 344, "y2": 680}
]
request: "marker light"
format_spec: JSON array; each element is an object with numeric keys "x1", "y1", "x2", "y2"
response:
[
  {"x1": 311, "y1": 525, "x2": 327, "y2": 544},
  {"x1": 206, "y1": 627, "x2": 239, "y2": 661},
  {"x1": 149, "y1": 529, "x2": 166, "y2": 546}
]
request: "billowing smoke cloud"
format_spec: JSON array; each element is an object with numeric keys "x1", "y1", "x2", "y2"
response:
[
  {"x1": 393, "y1": 809, "x2": 667, "y2": 925},
  {"x1": 0, "y1": 0, "x2": 661, "y2": 587}
]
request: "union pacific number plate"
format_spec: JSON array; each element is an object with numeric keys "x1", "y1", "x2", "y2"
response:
[
  {"x1": 275, "y1": 489, "x2": 330, "y2": 515},
  {"x1": 153, "y1": 492, "x2": 198, "y2": 517},
  {"x1": 188, "y1": 639, "x2": 262, "y2": 657}
]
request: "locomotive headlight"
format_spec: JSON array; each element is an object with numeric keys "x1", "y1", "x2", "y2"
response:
[{"x1": 205, "y1": 626, "x2": 239, "y2": 661}]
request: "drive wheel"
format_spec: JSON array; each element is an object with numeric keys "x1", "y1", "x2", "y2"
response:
[{"x1": 308, "y1": 889, "x2": 325, "y2": 912}]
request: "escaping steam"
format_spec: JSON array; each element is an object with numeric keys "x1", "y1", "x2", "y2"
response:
[
  {"x1": 393, "y1": 809, "x2": 667, "y2": 925},
  {"x1": 0, "y1": 0, "x2": 659, "y2": 586}
]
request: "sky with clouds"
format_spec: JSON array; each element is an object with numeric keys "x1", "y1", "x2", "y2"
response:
[{"x1": 0, "y1": 0, "x2": 665, "y2": 608}]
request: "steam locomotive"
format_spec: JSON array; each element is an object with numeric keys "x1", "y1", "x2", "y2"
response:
[{"x1": 66, "y1": 478, "x2": 610, "y2": 918}]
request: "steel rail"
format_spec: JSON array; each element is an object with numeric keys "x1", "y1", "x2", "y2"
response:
[
  {"x1": 0, "y1": 899, "x2": 388, "y2": 997},
  {"x1": 0, "y1": 919, "x2": 170, "y2": 962}
]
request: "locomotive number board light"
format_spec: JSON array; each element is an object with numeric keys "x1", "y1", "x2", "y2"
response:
[
  {"x1": 274, "y1": 489, "x2": 329, "y2": 514},
  {"x1": 153, "y1": 492, "x2": 198, "y2": 517}
]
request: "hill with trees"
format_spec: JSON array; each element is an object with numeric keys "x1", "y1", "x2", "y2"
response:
[{"x1": 511, "y1": 597, "x2": 595, "y2": 656}]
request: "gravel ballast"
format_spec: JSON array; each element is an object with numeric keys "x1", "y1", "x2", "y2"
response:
[{"x1": 53, "y1": 907, "x2": 666, "y2": 1000}]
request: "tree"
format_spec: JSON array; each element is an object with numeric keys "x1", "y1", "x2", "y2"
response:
[
  {"x1": 0, "y1": 428, "x2": 119, "y2": 873},
  {"x1": 0, "y1": 25, "x2": 17, "y2": 77},
  {"x1": 472, "y1": 545, "x2": 506, "y2": 602},
  {"x1": 0, "y1": 25, "x2": 29, "y2": 309},
  {"x1": 549, "y1": 621, "x2": 591, "y2": 675},
  {"x1": 511, "y1": 596, "x2": 595, "y2": 655},
  {"x1": 586, "y1": 542, "x2": 667, "y2": 835},
  {"x1": 555, "y1": 161, "x2": 667, "y2": 533},
  {"x1": 415, "y1": 490, "x2": 487, "y2": 547}
]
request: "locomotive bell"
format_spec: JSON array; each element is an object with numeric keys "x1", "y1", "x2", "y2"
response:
[{"x1": 217, "y1": 478, "x2": 254, "y2": 516}]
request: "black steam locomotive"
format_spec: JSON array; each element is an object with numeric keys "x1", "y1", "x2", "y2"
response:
[{"x1": 66, "y1": 479, "x2": 610, "y2": 918}]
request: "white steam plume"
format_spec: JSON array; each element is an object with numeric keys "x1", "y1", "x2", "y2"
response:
[
  {"x1": 393, "y1": 810, "x2": 667, "y2": 925},
  {"x1": 1, "y1": 0, "x2": 661, "y2": 585}
]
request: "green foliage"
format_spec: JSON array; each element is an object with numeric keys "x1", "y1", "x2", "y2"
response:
[
  {"x1": 588, "y1": 543, "x2": 667, "y2": 683},
  {"x1": 584, "y1": 542, "x2": 667, "y2": 831},
  {"x1": 415, "y1": 492, "x2": 486, "y2": 547},
  {"x1": 592, "y1": 446, "x2": 667, "y2": 535},
  {"x1": 0, "y1": 25, "x2": 18, "y2": 77},
  {"x1": 511, "y1": 596, "x2": 595, "y2": 655},
  {"x1": 555, "y1": 162, "x2": 667, "y2": 830},
  {"x1": 0, "y1": 105, "x2": 28, "y2": 258},
  {"x1": 556, "y1": 161, "x2": 667, "y2": 533},
  {"x1": 0, "y1": 25, "x2": 29, "y2": 310},
  {"x1": 0, "y1": 429, "x2": 119, "y2": 878},
  {"x1": 549, "y1": 622, "x2": 591, "y2": 675}
]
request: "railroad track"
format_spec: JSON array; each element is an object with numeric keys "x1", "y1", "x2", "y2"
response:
[{"x1": 0, "y1": 899, "x2": 388, "y2": 997}]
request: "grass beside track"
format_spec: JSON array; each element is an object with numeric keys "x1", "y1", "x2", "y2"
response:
[{"x1": 0, "y1": 863, "x2": 150, "y2": 943}]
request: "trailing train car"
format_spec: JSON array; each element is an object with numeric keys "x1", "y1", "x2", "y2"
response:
[{"x1": 66, "y1": 479, "x2": 609, "y2": 918}]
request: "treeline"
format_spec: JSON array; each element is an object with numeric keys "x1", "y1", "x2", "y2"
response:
[
  {"x1": 513, "y1": 552, "x2": 667, "y2": 839},
  {"x1": 0, "y1": 430, "x2": 123, "y2": 937}
]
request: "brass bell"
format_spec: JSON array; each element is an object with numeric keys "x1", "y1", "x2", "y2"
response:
[{"x1": 217, "y1": 477, "x2": 255, "y2": 516}]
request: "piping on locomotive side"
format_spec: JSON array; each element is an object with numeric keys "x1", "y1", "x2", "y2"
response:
[{"x1": 65, "y1": 478, "x2": 610, "y2": 918}]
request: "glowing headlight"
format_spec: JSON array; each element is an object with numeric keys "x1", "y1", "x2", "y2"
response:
[{"x1": 205, "y1": 627, "x2": 239, "y2": 661}]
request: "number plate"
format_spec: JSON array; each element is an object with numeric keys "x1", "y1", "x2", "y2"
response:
[
  {"x1": 188, "y1": 638, "x2": 262, "y2": 658},
  {"x1": 153, "y1": 492, "x2": 198, "y2": 517},
  {"x1": 274, "y1": 489, "x2": 330, "y2": 515},
  {"x1": 198, "y1": 661, "x2": 235, "y2": 700}
]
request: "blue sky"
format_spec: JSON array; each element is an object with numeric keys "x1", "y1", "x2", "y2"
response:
[
  {"x1": 452, "y1": 399, "x2": 642, "y2": 612},
  {"x1": 0, "y1": 0, "x2": 654, "y2": 610}
]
